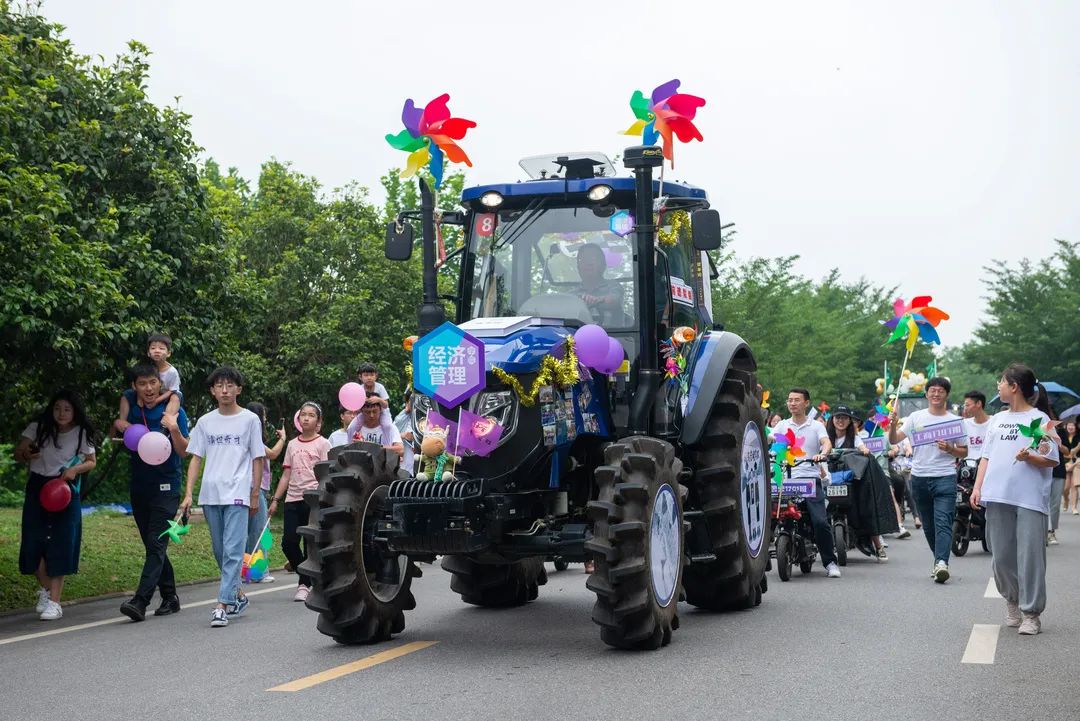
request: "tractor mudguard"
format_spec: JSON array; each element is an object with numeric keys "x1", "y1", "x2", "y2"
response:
[{"x1": 680, "y1": 331, "x2": 757, "y2": 446}]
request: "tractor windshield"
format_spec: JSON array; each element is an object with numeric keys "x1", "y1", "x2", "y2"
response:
[{"x1": 468, "y1": 205, "x2": 637, "y2": 328}]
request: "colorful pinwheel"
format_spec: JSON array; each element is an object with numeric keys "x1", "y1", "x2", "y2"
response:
[
  {"x1": 882, "y1": 295, "x2": 950, "y2": 354},
  {"x1": 621, "y1": 79, "x2": 705, "y2": 167},
  {"x1": 771, "y1": 428, "x2": 807, "y2": 466},
  {"x1": 385, "y1": 94, "x2": 476, "y2": 189},
  {"x1": 761, "y1": 390, "x2": 771, "y2": 410},
  {"x1": 869, "y1": 402, "x2": 893, "y2": 429}
]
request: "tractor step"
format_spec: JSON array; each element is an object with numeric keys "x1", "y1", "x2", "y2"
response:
[{"x1": 690, "y1": 553, "x2": 717, "y2": 564}]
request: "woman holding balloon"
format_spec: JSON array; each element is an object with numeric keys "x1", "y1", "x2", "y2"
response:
[{"x1": 13, "y1": 389, "x2": 98, "y2": 620}]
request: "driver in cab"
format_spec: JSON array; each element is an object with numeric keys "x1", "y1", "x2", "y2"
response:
[{"x1": 574, "y1": 243, "x2": 623, "y2": 325}]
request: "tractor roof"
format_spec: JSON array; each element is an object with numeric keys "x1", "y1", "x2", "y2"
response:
[{"x1": 461, "y1": 176, "x2": 707, "y2": 203}]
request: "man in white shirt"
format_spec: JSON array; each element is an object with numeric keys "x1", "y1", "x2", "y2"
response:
[
  {"x1": 961, "y1": 390, "x2": 991, "y2": 462},
  {"x1": 347, "y1": 398, "x2": 404, "y2": 458},
  {"x1": 888, "y1": 377, "x2": 967, "y2": 583},
  {"x1": 771, "y1": 388, "x2": 841, "y2": 578}
]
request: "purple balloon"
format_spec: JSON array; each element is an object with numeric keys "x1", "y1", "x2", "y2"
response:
[
  {"x1": 123, "y1": 424, "x2": 149, "y2": 452},
  {"x1": 574, "y1": 324, "x2": 610, "y2": 368},
  {"x1": 598, "y1": 337, "x2": 625, "y2": 375}
]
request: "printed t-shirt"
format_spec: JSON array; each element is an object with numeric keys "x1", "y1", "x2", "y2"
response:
[
  {"x1": 282, "y1": 435, "x2": 331, "y2": 503},
  {"x1": 187, "y1": 408, "x2": 265, "y2": 507},
  {"x1": 963, "y1": 418, "x2": 990, "y2": 461},
  {"x1": 899, "y1": 409, "x2": 963, "y2": 477},
  {"x1": 979, "y1": 409, "x2": 1058, "y2": 514}
]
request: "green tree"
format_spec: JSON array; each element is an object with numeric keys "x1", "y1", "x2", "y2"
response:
[{"x1": 0, "y1": 3, "x2": 236, "y2": 437}]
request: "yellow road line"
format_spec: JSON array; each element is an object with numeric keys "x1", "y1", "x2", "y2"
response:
[{"x1": 268, "y1": 640, "x2": 438, "y2": 692}]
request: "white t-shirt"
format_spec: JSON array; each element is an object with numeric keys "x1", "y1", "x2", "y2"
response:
[
  {"x1": 832, "y1": 434, "x2": 867, "y2": 452},
  {"x1": 353, "y1": 422, "x2": 402, "y2": 447},
  {"x1": 979, "y1": 409, "x2": 1058, "y2": 514},
  {"x1": 21, "y1": 422, "x2": 96, "y2": 477},
  {"x1": 187, "y1": 408, "x2": 266, "y2": 507},
  {"x1": 900, "y1": 409, "x2": 963, "y2": 477},
  {"x1": 159, "y1": 365, "x2": 181, "y2": 393},
  {"x1": 772, "y1": 417, "x2": 829, "y2": 480},
  {"x1": 327, "y1": 429, "x2": 350, "y2": 448},
  {"x1": 963, "y1": 418, "x2": 990, "y2": 461}
]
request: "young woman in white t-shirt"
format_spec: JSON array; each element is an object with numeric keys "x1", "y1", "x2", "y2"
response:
[
  {"x1": 971, "y1": 365, "x2": 1059, "y2": 636},
  {"x1": 13, "y1": 390, "x2": 99, "y2": 620}
]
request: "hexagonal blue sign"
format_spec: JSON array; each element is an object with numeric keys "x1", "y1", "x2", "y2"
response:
[{"x1": 412, "y1": 322, "x2": 486, "y2": 408}]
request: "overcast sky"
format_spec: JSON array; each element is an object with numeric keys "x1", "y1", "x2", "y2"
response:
[{"x1": 43, "y1": 0, "x2": 1080, "y2": 347}]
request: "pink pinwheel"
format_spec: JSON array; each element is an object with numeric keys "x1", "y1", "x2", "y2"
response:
[
  {"x1": 770, "y1": 428, "x2": 807, "y2": 466},
  {"x1": 621, "y1": 79, "x2": 705, "y2": 167},
  {"x1": 882, "y1": 295, "x2": 950, "y2": 353},
  {"x1": 385, "y1": 93, "x2": 476, "y2": 189}
]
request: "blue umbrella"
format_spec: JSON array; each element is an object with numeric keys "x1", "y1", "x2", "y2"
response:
[{"x1": 1060, "y1": 403, "x2": 1080, "y2": 420}]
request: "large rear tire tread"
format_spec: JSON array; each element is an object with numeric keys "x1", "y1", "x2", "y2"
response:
[
  {"x1": 441, "y1": 556, "x2": 548, "y2": 607},
  {"x1": 586, "y1": 436, "x2": 687, "y2": 650},
  {"x1": 683, "y1": 361, "x2": 771, "y2": 610},
  {"x1": 299, "y1": 442, "x2": 418, "y2": 645}
]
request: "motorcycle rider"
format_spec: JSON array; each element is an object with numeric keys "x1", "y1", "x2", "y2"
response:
[
  {"x1": 827, "y1": 407, "x2": 890, "y2": 561},
  {"x1": 771, "y1": 389, "x2": 841, "y2": 578}
]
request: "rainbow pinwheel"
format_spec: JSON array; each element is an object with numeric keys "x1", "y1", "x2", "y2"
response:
[
  {"x1": 621, "y1": 79, "x2": 705, "y2": 167},
  {"x1": 882, "y1": 295, "x2": 950, "y2": 354},
  {"x1": 869, "y1": 402, "x2": 893, "y2": 429},
  {"x1": 385, "y1": 94, "x2": 476, "y2": 189},
  {"x1": 771, "y1": 428, "x2": 807, "y2": 466}
]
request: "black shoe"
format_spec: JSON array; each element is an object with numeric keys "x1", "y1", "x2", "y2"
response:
[
  {"x1": 120, "y1": 598, "x2": 147, "y2": 622},
  {"x1": 154, "y1": 595, "x2": 181, "y2": 616}
]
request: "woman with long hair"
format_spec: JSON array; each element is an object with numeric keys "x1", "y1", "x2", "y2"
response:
[
  {"x1": 972, "y1": 365, "x2": 1058, "y2": 635},
  {"x1": 1061, "y1": 419, "x2": 1080, "y2": 514},
  {"x1": 13, "y1": 389, "x2": 99, "y2": 620}
]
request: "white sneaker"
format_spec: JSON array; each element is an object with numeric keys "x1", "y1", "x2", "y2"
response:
[
  {"x1": 933, "y1": 561, "x2": 950, "y2": 583},
  {"x1": 1018, "y1": 613, "x2": 1041, "y2": 635},
  {"x1": 258, "y1": 574, "x2": 276, "y2": 584},
  {"x1": 39, "y1": 600, "x2": 62, "y2": 621},
  {"x1": 1005, "y1": 601, "x2": 1021, "y2": 628},
  {"x1": 826, "y1": 563, "x2": 841, "y2": 578},
  {"x1": 897, "y1": 527, "x2": 911, "y2": 539},
  {"x1": 293, "y1": 585, "x2": 311, "y2": 602},
  {"x1": 35, "y1": 588, "x2": 50, "y2": 614},
  {"x1": 1047, "y1": 531, "x2": 1059, "y2": 546}
]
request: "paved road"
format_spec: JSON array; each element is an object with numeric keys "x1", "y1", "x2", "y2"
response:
[{"x1": 2, "y1": 515, "x2": 1079, "y2": 721}]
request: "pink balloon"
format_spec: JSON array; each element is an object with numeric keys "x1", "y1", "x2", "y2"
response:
[
  {"x1": 598, "y1": 337, "x2": 625, "y2": 375},
  {"x1": 574, "y1": 324, "x2": 610, "y2": 369},
  {"x1": 137, "y1": 431, "x2": 172, "y2": 466},
  {"x1": 293, "y1": 410, "x2": 303, "y2": 433},
  {"x1": 338, "y1": 382, "x2": 367, "y2": 411},
  {"x1": 123, "y1": 424, "x2": 149, "y2": 452}
]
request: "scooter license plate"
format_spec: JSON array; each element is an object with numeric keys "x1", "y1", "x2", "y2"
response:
[
  {"x1": 956, "y1": 491, "x2": 964, "y2": 504},
  {"x1": 826, "y1": 485, "x2": 848, "y2": 497}
]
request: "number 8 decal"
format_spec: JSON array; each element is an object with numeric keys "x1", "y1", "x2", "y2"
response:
[{"x1": 475, "y1": 213, "x2": 496, "y2": 237}]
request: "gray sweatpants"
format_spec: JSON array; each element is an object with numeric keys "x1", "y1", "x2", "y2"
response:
[
  {"x1": 986, "y1": 502, "x2": 1047, "y2": 615},
  {"x1": 1048, "y1": 477, "x2": 1065, "y2": 531}
]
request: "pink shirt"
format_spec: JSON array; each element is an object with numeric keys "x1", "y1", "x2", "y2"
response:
[{"x1": 282, "y1": 435, "x2": 330, "y2": 502}]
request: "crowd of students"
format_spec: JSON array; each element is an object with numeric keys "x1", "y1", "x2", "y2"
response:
[{"x1": 11, "y1": 332, "x2": 1076, "y2": 636}]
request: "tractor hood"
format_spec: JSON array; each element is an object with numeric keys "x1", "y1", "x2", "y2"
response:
[{"x1": 457, "y1": 317, "x2": 572, "y2": 375}]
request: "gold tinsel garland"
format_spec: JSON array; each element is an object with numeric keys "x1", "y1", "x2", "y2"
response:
[
  {"x1": 656, "y1": 210, "x2": 690, "y2": 246},
  {"x1": 491, "y1": 336, "x2": 581, "y2": 407}
]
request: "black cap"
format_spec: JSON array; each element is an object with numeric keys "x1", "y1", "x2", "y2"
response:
[{"x1": 832, "y1": 405, "x2": 861, "y2": 421}]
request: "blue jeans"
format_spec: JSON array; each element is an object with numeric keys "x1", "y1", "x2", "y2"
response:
[
  {"x1": 245, "y1": 491, "x2": 268, "y2": 556},
  {"x1": 203, "y1": 504, "x2": 249, "y2": 605},
  {"x1": 910, "y1": 474, "x2": 957, "y2": 564}
]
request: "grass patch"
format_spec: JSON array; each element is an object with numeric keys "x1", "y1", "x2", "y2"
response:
[{"x1": 0, "y1": 507, "x2": 285, "y2": 613}]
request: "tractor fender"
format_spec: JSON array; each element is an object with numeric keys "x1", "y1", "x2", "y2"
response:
[{"x1": 680, "y1": 330, "x2": 758, "y2": 446}]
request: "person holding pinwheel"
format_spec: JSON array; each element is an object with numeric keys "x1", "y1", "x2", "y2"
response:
[
  {"x1": 119, "y1": 363, "x2": 191, "y2": 622},
  {"x1": 971, "y1": 364, "x2": 1059, "y2": 636}
]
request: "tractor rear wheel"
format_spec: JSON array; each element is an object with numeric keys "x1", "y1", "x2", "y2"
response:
[
  {"x1": 586, "y1": 436, "x2": 687, "y2": 650},
  {"x1": 683, "y1": 363, "x2": 771, "y2": 610},
  {"x1": 298, "y1": 443, "x2": 418, "y2": 645},
  {"x1": 441, "y1": 556, "x2": 547, "y2": 607}
]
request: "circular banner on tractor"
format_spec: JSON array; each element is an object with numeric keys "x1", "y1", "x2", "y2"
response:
[
  {"x1": 741, "y1": 421, "x2": 767, "y2": 558},
  {"x1": 649, "y1": 483, "x2": 681, "y2": 608}
]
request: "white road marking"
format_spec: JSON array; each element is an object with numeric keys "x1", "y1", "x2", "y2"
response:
[
  {"x1": 984, "y1": 577, "x2": 1002, "y2": 599},
  {"x1": 961, "y1": 624, "x2": 1000, "y2": 664},
  {"x1": 0, "y1": 582, "x2": 294, "y2": 647}
]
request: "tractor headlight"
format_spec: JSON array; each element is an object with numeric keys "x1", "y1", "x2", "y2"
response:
[
  {"x1": 480, "y1": 191, "x2": 504, "y2": 208},
  {"x1": 411, "y1": 394, "x2": 436, "y2": 440},
  {"x1": 587, "y1": 184, "x2": 612, "y2": 202}
]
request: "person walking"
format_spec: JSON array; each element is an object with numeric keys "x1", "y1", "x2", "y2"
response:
[
  {"x1": 888, "y1": 377, "x2": 967, "y2": 583},
  {"x1": 13, "y1": 390, "x2": 98, "y2": 620},
  {"x1": 971, "y1": 365, "x2": 1058, "y2": 635},
  {"x1": 1060, "y1": 419, "x2": 1079, "y2": 514}
]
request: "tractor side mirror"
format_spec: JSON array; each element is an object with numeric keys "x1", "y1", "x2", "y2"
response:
[
  {"x1": 384, "y1": 220, "x2": 414, "y2": 261},
  {"x1": 691, "y1": 209, "x2": 723, "y2": 251}
]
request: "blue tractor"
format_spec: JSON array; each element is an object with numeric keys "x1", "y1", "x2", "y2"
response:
[{"x1": 299, "y1": 147, "x2": 770, "y2": 650}]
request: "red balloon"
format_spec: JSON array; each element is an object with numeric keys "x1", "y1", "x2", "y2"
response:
[{"x1": 40, "y1": 477, "x2": 72, "y2": 513}]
